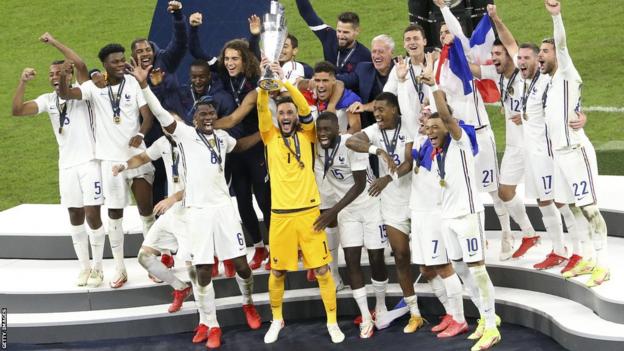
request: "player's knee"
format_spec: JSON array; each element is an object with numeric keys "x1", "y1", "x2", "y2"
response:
[
  {"x1": 271, "y1": 269, "x2": 285, "y2": 278},
  {"x1": 314, "y1": 265, "x2": 329, "y2": 276},
  {"x1": 581, "y1": 204, "x2": 599, "y2": 220},
  {"x1": 232, "y1": 257, "x2": 251, "y2": 278},
  {"x1": 137, "y1": 249, "x2": 156, "y2": 268},
  {"x1": 498, "y1": 186, "x2": 514, "y2": 202},
  {"x1": 434, "y1": 263, "x2": 454, "y2": 278},
  {"x1": 67, "y1": 207, "x2": 85, "y2": 226},
  {"x1": 84, "y1": 206, "x2": 102, "y2": 228},
  {"x1": 108, "y1": 208, "x2": 123, "y2": 220},
  {"x1": 419, "y1": 265, "x2": 436, "y2": 280},
  {"x1": 195, "y1": 265, "x2": 212, "y2": 286},
  {"x1": 568, "y1": 204, "x2": 582, "y2": 216},
  {"x1": 393, "y1": 249, "x2": 411, "y2": 266},
  {"x1": 537, "y1": 199, "x2": 552, "y2": 207}
]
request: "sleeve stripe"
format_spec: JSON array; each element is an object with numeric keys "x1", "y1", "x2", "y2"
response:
[
  {"x1": 300, "y1": 114, "x2": 314, "y2": 124},
  {"x1": 309, "y1": 24, "x2": 329, "y2": 31}
]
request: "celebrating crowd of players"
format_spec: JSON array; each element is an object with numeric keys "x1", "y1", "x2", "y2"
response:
[{"x1": 11, "y1": 0, "x2": 610, "y2": 350}]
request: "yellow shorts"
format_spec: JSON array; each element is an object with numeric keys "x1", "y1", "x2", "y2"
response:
[{"x1": 269, "y1": 207, "x2": 332, "y2": 271}]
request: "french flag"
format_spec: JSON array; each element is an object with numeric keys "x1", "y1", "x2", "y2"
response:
[
  {"x1": 435, "y1": 37, "x2": 474, "y2": 97},
  {"x1": 469, "y1": 16, "x2": 500, "y2": 103}
]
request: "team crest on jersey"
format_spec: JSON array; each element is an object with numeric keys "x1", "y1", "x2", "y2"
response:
[
  {"x1": 124, "y1": 93, "x2": 131, "y2": 101},
  {"x1": 338, "y1": 156, "x2": 345, "y2": 163}
]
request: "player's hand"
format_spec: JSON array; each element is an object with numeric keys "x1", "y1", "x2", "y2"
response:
[
  {"x1": 377, "y1": 149, "x2": 398, "y2": 175},
  {"x1": 570, "y1": 111, "x2": 587, "y2": 130},
  {"x1": 369, "y1": 175, "x2": 392, "y2": 197},
  {"x1": 395, "y1": 56, "x2": 409, "y2": 81},
  {"x1": 313, "y1": 209, "x2": 338, "y2": 232},
  {"x1": 347, "y1": 101, "x2": 364, "y2": 114},
  {"x1": 21, "y1": 68, "x2": 36, "y2": 82},
  {"x1": 39, "y1": 32, "x2": 56, "y2": 45},
  {"x1": 487, "y1": 4, "x2": 499, "y2": 20},
  {"x1": 129, "y1": 134, "x2": 144, "y2": 148},
  {"x1": 544, "y1": 0, "x2": 561, "y2": 16},
  {"x1": 420, "y1": 53, "x2": 436, "y2": 86},
  {"x1": 189, "y1": 12, "x2": 203, "y2": 27},
  {"x1": 154, "y1": 196, "x2": 177, "y2": 215},
  {"x1": 510, "y1": 114, "x2": 522, "y2": 125},
  {"x1": 270, "y1": 61, "x2": 284, "y2": 80},
  {"x1": 129, "y1": 57, "x2": 151, "y2": 86},
  {"x1": 248, "y1": 14, "x2": 261, "y2": 36},
  {"x1": 167, "y1": 1, "x2": 182, "y2": 13},
  {"x1": 433, "y1": 0, "x2": 446, "y2": 9},
  {"x1": 112, "y1": 163, "x2": 126, "y2": 176},
  {"x1": 60, "y1": 60, "x2": 74, "y2": 76}
]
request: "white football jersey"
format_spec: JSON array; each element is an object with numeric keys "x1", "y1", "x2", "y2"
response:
[
  {"x1": 384, "y1": 60, "x2": 432, "y2": 111},
  {"x1": 480, "y1": 65, "x2": 524, "y2": 147},
  {"x1": 544, "y1": 14, "x2": 587, "y2": 150},
  {"x1": 432, "y1": 131, "x2": 484, "y2": 219},
  {"x1": 315, "y1": 134, "x2": 375, "y2": 210},
  {"x1": 172, "y1": 125, "x2": 235, "y2": 208},
  {"x1": 519, "y1": 70, "x2": 552, "y2": 156},
  {"x1": 363, "y1": 122, "x2": 413, "y2": 205},
  {"x1": 146, "y1": 136, "x2": 185, "y2": 196},
  {"x1": 432, "y1": 60, "x2": 491, "y2": 128},
  {"x1": 35, "y1": 91, "x2": 95, "y2": 169},
  {"x1": 410, "y1": 135, "x2": 441, "y2": 212},
  {"x1": 80, "y1": 74, "x2": 147, "y2": 161},
  {"x1": 282, "y1": 61, "x2": 306, "y2": 86},
  {"x1": 311, "y1": 107, "x2": 349, "y2": 133}
]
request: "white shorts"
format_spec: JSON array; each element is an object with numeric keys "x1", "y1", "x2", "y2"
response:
[
  {"x1": 380, "y1": 200, "x2": 410, "y2": 234},
  {"x1": 142, "y1": 204, "x2": 182, "y2": 252},
  {"x1": 553, "y1": 142, "x2": 599, "y2": 207},
  {"x1": 338, "y1": 200, "x2": 387, "y2": 250},
  {"x1": 183, "y1": 202, "x2": 246, "y2": 265},
  {"x1": 101, "y1": 160, "x2": 155, "y2": 209},
  {"x1": 441, "y1": 212, "x2": 485, "y2": 264},
  {"x1": 524, "y1": 151, "x2": 555, "y2": 201},
  {"x1": 59, "y1": 160, "x2": 104, "y2": 208},
  {"x1": 475, "y1": 127, "x2": 499, "y2": 193},
  {"x1": 411, "y1": 210, "x2": 449, "y2": 266},
  {"x1": 499, "y1": 146, "x2": 524, "y2": 186}
]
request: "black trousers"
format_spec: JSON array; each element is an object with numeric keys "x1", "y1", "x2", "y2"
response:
[{"x1": 229, "y1": 143, "x2": 271, "y2": 245}]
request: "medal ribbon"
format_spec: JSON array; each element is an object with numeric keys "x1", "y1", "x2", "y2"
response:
[
  {"x1": 282, "y1": 133, "x2": 304, "y2": 168},
  {"x1": 499, "y1": 68, "x2": 519, "y2": 106},
  {"x1": 521, "y1": 71, "x2": 540, "y2": 116},
  {"x1": 408, "y1": 62, "x2": 424, "y2": 104},
  {"x1": 196, "y1": 129, "x2": 223, "y2": 170},
  {"x1": 229, "y1": 77, "x2": 247, "y2": 106},
  {"x1": 107, "y1": 78, "x2": 126, "y2": 120},
  {"x1": 56, "y1": 96, "x2": 68, "y2": 134},
  {"x1": 435, "y1": 137, "x2": 451, "y2": 184},
  {"x1": 380, "y1": 119, "x2": 401, "y2": 156},
  {"x1": 323, "y1": 136, "x2": 341, "y2": 179}
]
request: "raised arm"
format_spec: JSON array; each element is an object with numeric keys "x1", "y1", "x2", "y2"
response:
[
  {"x1": 58, "y1": 61, "x2": 83, "y2": 100},
  {"x1": 433, "y1": 88, "x2": 461, "y2": 140},
  {"x1": 157, "y1": 1, "x2": 188, "y2": 72},
  {"x1": 188, "y1": 12, "x2": 216, "y2": 62},
  {"x1": 247, "y1": 15, "x2": 262, "y2": 61},
  {"x1": 295, "y1": 0, "x2": 333, "y2": 42},
  {"x1": 488, "y1": 5, "x2": 518, "y2": 59},
  {"x1": 40, "y1": 33, "x2": 89, "y2": 84},
  {"x1": 434, "y1": 0, "x2": 470, "y2": 51},
  {"x1": 131, "y1": 62, "x2": 176, "y2": 134},
  {"x1": 212, "y1": 90, "x2": 257, "y2": 129},
  {"x1": 546, "y1": 0, "x2": 574, "y2": 75},
  {"x1": 257, "y1": 89, "x2": 274, "y2": 141},
  {"x1": 12, "y1": 68, "x2": 40, "y2": 116}
]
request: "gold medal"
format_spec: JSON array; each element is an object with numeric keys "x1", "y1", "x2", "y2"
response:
[
  {"x1": 298, "y1": 161, "x2": 305, "y2": 169},
  {"x1": 507, "y1": 86, "x2": 514, "y2": 96},
  {"x1": 114, "y1": 115, "x2": 121, "y2": 124},
  {"x1": 173, "y1": 175, "x2": 179, "y2": 183},
  {"x1": 439, "y1": 179, "x2": 446, "y2": 187},
  {"x1": 58, "y1": 127, "x2": 63, "y2": 134}
]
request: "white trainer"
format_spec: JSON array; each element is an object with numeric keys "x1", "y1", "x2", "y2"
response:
[
  {"x1": 76, "y1": 268, "x2": 91, "y2": 287},
  {"x1": 327, "y1": 323, "x2": 345, "y2": 343},
  {"x1": 264, "y1": 319, "x2": 284, "y2": 344},
  {"x1": 87, "y1": 269, "x2": 104, "y2": 288},
  {"x1": 109, "y1": 269, "x2": 128, "y2": 289},
  {"x1": 499, "y1": 231, "x2": 514, "y2": 261},
  {"x1": 360, "y1": 319, "x2": 374, "y2": 338}
]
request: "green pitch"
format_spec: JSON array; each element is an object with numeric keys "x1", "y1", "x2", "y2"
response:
[{"x1": 0, "y1": 0, "x2": 622, "y2": 209}]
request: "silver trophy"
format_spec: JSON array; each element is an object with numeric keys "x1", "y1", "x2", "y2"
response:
[{"x1": 258, "y1": 1, "x2": 288, "y2": 91}]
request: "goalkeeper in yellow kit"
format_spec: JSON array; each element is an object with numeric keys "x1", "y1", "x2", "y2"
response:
[{"x1": 258, "y1": 63, "x2": 344, "y2": 344}]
